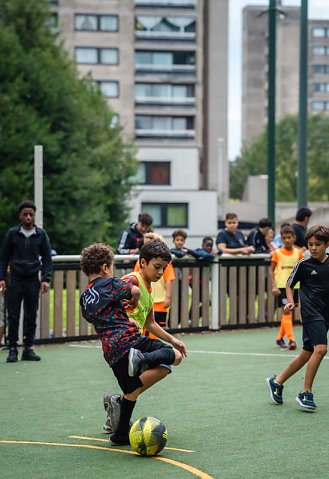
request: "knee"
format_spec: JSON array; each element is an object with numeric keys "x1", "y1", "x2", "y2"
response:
[
  {"x1": 314, "y1": 344, "x2": 327, "y2": 357},
  {"x1": 173, "y1": 349, "x2": 183, "y2": 366}
]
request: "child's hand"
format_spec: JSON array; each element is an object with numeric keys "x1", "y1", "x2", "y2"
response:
[
  {"x1": 122, "y1": 297, "x2": 138, "y2": 311},
  {"x1": 163, "y1": 296, "x2": 171, "y2": 308},
  {"x1": 272, "y1": 287, "x2": 280, "y2": 296},
  {"x1": 284, "y1": 302, "x2": 295, "y2": 312},
  {"x1": 172, "y1": 338, "x2": 187, "y2": 357}
]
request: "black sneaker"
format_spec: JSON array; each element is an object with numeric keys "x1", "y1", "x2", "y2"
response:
[
  {"x1": 6, "y1": 347, "x2": 18, "y2": 363},
  {"x1": 128, "y1": 348, "x2": 145, "y2": 377},
  {"x1": 296, "y1": 391, "x2": 316, "y2": 411},
  {"x1": 110, "y1": 432, "x2": 130, "y2": 446},
  {"x1": 266, "y1": 376, "x2": 284, "y2": 404},
  {"x1": 288, "y1": 340, "x2": 297, "y2": 350},
  {"x1": 276, "y1": 339, "x2": 287, "y2": 349},
  {"x1": 21, "y1": 348, "x2": 41, "y2": 361}
]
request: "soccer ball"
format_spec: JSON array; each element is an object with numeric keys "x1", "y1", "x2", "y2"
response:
[{"x1": 129, "y1": 416, "x2": 168, "y2": 456}]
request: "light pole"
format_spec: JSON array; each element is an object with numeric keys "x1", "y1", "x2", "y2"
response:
[{"x1": 297, "y1": 0, "x2": 308, "y2": 207}]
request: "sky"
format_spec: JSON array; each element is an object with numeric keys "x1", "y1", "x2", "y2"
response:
[{"x1": 228, "y1": 0, "x2": 329, "y2": 160}]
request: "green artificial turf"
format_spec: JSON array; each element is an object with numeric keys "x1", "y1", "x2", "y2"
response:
[{"x1": 1, "y1": 326, "x2": 329, "y2": 479}]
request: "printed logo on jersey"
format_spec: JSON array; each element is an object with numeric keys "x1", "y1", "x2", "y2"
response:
[
  {"x1": 81, "y1": 286, "x2": 100, "y2": 309},
  {"x1": 310, "y1": 270, "x2": 318, "y2": 275}
]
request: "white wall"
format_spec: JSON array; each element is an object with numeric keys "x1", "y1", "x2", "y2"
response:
[{"x1": 137, "y1": 147, "x2": 199, "y2": 190}]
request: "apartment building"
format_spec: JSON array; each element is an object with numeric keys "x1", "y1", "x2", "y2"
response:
[
  {"x1": 51, "y1": 0, "x2": 228, "y2": 245},
  {"x1": 242, "y1": 5, "x2": 329, "y2": 146}
]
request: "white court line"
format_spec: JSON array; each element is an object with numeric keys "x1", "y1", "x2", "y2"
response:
[{"x1": 69, "y1": 343, "x2": 329, "y2": 360}]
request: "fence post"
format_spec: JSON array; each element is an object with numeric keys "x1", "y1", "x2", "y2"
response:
[{"x1": 210, "y1": 261, "x2": 219, "y2": 330}]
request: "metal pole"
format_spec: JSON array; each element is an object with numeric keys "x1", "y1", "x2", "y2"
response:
[
  {"x1": 217, "y1": 137, "x2": 227, "y2": 219},
  {"x1": 297, "y1": 0, "x2": 308, "y2": 207},
  {"x1": 34, "y1": 145, "x2": 43, "y2": 228},
  {"x1": 34, "y1": 145, "x2": 43, "y2": 341},
  {"x1": 267, "y1": 0, "x2": 276, "y2": 224}
]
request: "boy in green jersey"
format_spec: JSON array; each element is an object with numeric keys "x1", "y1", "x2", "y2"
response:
[{"x1": 103, "y1": 240, "x2": 187, "y2": 436}]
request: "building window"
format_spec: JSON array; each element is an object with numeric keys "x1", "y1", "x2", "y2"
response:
[
  {"x1": 312, "y1": 27, "x2": 327, "y2": 38},
  {"x1": 312, "y1": 46, "x2": 329, "y2": 56},
  {"x1": 75, "y1": 14, "x2": 119, "y2": 32},
  {"x1": 135, "y1": 16, "x2": 196, "y2": 40},
  {"x1": 312, "y1": 101, "x2": 327, "y2": 112},
  {"x1": 135, "y1": 115, "x2": 195, "y2": 138},
  {"x1": 134, "y1": 0, "x2": 196, "y2": 7},
  {"x1": 313, "y1": 82, "x2": 329, "y2": 93},
  {"x1": 142, "y1": 203, "x2": 188, "y2": 228},
  {"x1": 110, "y1": 114, "x2": 119, "y2": 128},
  {"x1": 135, "y1": 50, "x2": 195, "y2": 73},
  {"x1": 313, "y1": 64, "x2": 329, "y2": 74},
  {"x1": 75, "y1": 47, "x2": 119, "y2": 64},
  {"x1": 138, "y1": 162, "x2": 170, "y2": 185},
  {"x1": 98, "y1": 81, "x2": 119, "y2": 98},
  {"x1": 135, "y1": 83, "x2": 194, "y2": 104}
]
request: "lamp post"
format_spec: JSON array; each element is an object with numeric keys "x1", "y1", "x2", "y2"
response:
[
  {"x1": 297, "y1": 0, "x2": 308, "y2": 207},
  {"x1": 267, "y1": 0, "x2": 277, "y2": 225}
]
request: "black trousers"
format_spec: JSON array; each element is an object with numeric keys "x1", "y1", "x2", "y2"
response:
[{"x1": 6, "y1": 278, "x2": 40, "y2": 348}]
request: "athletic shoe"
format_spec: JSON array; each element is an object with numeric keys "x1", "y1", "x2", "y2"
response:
[
  {"x1": 296, "y1": 391, "x2": 316, "y2": 411},
  {"x1": 6, "y1": 347, "x2": 18, "y2": 363},
  {"x1": 266, "y1": 376, "x2": 284, "y2": 405},
  {"x1": 288, "y1": 340, "x2": 297, "y2": 350},
  {"x1": 103, "y1": 394, "x2": 121, "y2": 433},
  {"x1": 128, "y1": 348, "x2": 145, "y2": 377},
  {"x1": 276, "y1": 339, "x2": 287, "y2": 349},
  {"x1": 110, "y1": 432, "x2": 130, "y2": 446},
  {"x1": 21, "y1": 348, "x2": 41, "y2": 361}
]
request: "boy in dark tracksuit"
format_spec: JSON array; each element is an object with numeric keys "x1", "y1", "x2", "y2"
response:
[
  {"x1": 0, "y1": 200, "x2": 52, "y2": 362},
  {"x1": 266, "y1": 225, "x2": 329, "y2": 411}
]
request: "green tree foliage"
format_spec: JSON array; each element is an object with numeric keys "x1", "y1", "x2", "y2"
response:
[
  {"x1": 0, "y1": 0, "x2": 137, "y2": 253},
  {"x1": 229, "y1": 115, "x2": 329, "y2": 202}
]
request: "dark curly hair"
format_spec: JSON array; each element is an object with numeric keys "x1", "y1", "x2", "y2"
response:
[
  {"x1": 80, "y1": 243, "x2": 114, "y2": 277},
  {"x1": 139, "y1": 240, "x2": 171, "y2": 264}
]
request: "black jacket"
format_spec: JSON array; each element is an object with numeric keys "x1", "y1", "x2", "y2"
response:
[
  {"x1": 117, "y1": 223, "x2": 144, "y2": 254},
  {"x1": 0, "y1": 225, "x2": 52, "y2": 282}
]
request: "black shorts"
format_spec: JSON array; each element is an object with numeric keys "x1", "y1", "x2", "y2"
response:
[
  {"x1": 302, "y1": 320, "x2": 329, "y2": 353},
  {"x1": 277, "y1": 288, "x2": 299, "y2": 308},
  {"x1": 111, "y1": 337, "x2": 173, "y2": 395}
]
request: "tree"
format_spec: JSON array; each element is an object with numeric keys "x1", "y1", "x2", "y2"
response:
[
  {"x1": 0, "y1": 0, "x2": 137, "y2": 253},
  {"x1": 229, "y1": 114, "x2": 329, "y2": 202}
]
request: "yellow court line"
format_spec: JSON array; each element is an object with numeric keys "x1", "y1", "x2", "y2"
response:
[
  {"x1": 0, "y1": 440, "x2": 213, "y2": 479},
  {"x1": 69, "y1": 435, "x2": 194, "y2": 453}
]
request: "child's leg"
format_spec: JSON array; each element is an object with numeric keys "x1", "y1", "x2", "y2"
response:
[
  {"x1": 277, "y1": 309, "x2": 285, "y2": 340},
  {"x1": 139, "y1": 366, "x2": 170, "y2": 393},
  {"x1": 281, "y1": 311, "x2": 295, "y2": 341},
  {"x1": 276, "y1": 349, "x2": 311, "y2": 384},
  {"x1": 303, "y1": 344, "x2": 327, "y2": 392}
]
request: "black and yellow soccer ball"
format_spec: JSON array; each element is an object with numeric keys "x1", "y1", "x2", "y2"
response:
[{"x1": 129, "y1": 416, "x2": 168, "y2": 456}]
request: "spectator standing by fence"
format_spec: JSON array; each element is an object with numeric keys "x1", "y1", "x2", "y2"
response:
[
  {"x1": 0, "y1": 200, "x2": 52, "y2": 363},
  {"x1": 292, "y1": 207, "x2": 312, "y2": 252},
  {"x1": 247, "y1": 218, "x2": 273, "y2": 253},
  {"x1": 117, "y1": 213, "x2": 153, "y2": 255},
  {"x1": 216, "y1": 213, "x2": 254, "y2": 255}
]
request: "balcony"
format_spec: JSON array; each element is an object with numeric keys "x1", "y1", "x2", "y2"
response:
[
  {"x1": 135, "y1": 95, "x2": 195, "y2": 106},
  {"x1": 134, "y1": 0, "x2": 196, "y2": 8},
  {"x1": 135, "y1": 30, "x2": 196, "y2": 41},
  {"x1": 135, "y1": 128, "x2": 195, "y2": 139}
]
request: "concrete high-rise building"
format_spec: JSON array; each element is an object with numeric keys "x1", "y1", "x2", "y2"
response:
[
  {"x1": 242, "y1": 4, "x2": 329, "y2": 146},
  {"x1": 51, "y1": 0, "x2": 228, "y2": 245}
]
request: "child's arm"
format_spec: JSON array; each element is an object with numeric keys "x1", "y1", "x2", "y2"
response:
[
  {"x1": 163, "y1": 279, "x2": 174, "y2": 309},
  {"x1": 284, "y1": 285, "x2": 295, "y2": 312},
  {"x1": 145, "y1": 311, "x2": 187, "y2": 357},
  {"x1": 125, "y1": 285, "x2": 140, "y2": 310},
  {"x1": 269, "y1": 261, "x2": 280, "y2": 296}
]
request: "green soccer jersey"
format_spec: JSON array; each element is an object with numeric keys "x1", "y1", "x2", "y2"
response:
[{"x1": 122, "y1": 272, "x2": 153, "y2": 331}]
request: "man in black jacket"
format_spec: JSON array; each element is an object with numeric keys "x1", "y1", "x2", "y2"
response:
[
  {"x1": 0, "y1": 200, "x2": 52, "y2": 363},
  {"x1": 117, "y1": 213, "x2": 153, "y2": 255}
]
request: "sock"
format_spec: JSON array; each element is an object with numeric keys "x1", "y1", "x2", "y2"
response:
[
  {"x1": 115, "y1": 397, "x2": 136, "y2": 437},
  {"x1": 143, "y1": 347, "x2": 175, "y2": 369},
  {"x1": 281, "y1": 313, "x2": 294, "y2": 341},
  {"x1": 277, "y1": 321, "x2": 285, "y2": 341}
]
